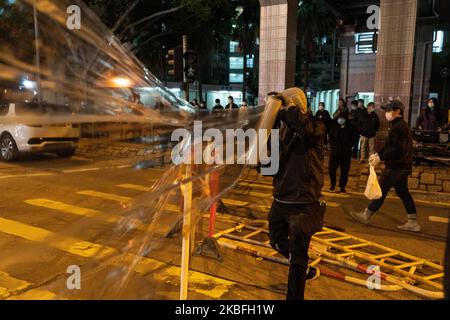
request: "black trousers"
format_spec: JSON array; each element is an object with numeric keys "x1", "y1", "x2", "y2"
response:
[
  {"x1": 329, "y1": 155, "x2": 351, "y2": 189},
  {"x1": 352, "y1": 136, "x2": 359, "y2": 158},
  {"x1": 368, "y1": 167, "x2": 417, "y2": 215},
  {"x1": 268, "y1": 201, "x2": 325, "y2": 300}
]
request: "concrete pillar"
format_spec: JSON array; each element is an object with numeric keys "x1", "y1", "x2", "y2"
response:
[
  {"x1": 374, "y1": 0, "x2": 418, "y2": 136},
  {"x1": 258, "y1": 0, "x2": 297, "y2": 101}
]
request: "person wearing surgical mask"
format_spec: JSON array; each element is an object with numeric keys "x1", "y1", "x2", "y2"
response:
[
  {"x1": 416, "y1": 98, "x2": 443, "y2": 131},
  {"x1": 328, "y1": 114, "x2": 357, "y2": 194},
  {"x1": 314, "y1": 102, "x2": 332, "y2": 145},
  {"x1": 351, "y1": 99, "x2": 420, "y2": 233}
]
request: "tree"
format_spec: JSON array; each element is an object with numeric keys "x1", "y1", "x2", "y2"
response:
[{"x1": 297, "y1": 0, "x2": 337, "y2": 89}]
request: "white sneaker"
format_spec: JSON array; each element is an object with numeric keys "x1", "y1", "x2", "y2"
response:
[
  {"x1": 397, "y1": 220, "x2": 421, "y2": 233},
  {"x1": 350, "y1": 209, "x2": 373, "y2": 225}
]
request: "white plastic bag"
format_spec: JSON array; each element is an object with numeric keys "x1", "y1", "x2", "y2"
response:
[{"x1": 364, "y1": 166, "x2": 382, "y2": 200}]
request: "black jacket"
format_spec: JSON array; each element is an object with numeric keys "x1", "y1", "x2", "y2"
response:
[
  {"x1": 314, "y1": 110, "x2": 332, "y2": 131},
  {"x1": 349, "y1": 107, "x2": 367, "y2": 133},
  {"x1": 416, "y1": 107, "x2": 443, "y2": 131},
  {"x1": 329, "y1": 121, "x2": 357, "y2": 158},
  {"x1": 379, "y1": 117, "x2": 413, "y2": 170},
  {"x1": 226, "y1": 103, "x2": 239, "y2": 109},
  {"x1": 360, "y1": 112, "x2": 380, "y2": 138},
  {"x1": 273, "y1": 107, "x2": 326, "y2": 204}
]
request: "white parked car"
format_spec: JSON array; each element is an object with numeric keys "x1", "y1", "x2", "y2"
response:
[{"x1": 0, "y1": 102, "x2": 80, "y2": 162}]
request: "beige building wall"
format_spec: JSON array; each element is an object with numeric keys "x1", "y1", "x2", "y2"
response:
[{"x1": 258, "y1": 0, "x2": 297, "y2": 101}]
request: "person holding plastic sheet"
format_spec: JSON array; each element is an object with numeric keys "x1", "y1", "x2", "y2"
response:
[
  {"x1": 268, "y1": 87, "x2": 326, "y2": 300},
  {"x1": 351, "y1": 100, "x2": 420, "y2": 232},
  {"x1": 328, "y1": 113, "x2": 357, "y2": 194}
]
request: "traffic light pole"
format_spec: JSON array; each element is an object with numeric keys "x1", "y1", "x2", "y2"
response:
[{"x1": 183, "y1": 35, "x2": 189, "y2": 102}]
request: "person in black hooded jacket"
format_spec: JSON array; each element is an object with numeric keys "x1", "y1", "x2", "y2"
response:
[{"x1": 268, "y1": 87, "x2": 326, "y2": 301}]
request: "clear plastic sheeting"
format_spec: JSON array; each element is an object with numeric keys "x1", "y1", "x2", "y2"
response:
[{"x1": 0, "y1": 0, "x2": 272, "y2": 299}]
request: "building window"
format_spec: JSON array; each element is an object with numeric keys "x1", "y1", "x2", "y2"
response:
[
  {"x1": 229, "y1": 73, "x2": 244, "y2": 83},
  {"x1": 229, "y1": 41, "x2": 240, "y2": 53},
  {"x1": 355, "y1": 32, "x2": 376, "y2": 54},
  {"x1": 246, "y1": 55, "x2": 254, "y2": 68},
  {"x1": 229, "y1": 57, "x2": 244, "y2": 70},
  {"x1": 433, "y1": 31, "x2": 444, "y2": 53}
]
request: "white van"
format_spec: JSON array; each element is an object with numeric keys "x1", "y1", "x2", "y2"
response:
[{"x1": 0, "y1": 102, "x2": 80, "y2": 161}]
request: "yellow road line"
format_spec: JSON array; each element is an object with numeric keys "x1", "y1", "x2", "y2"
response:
[
  {"x1": 6, "y1": 289, "x2": 57, "y2": 300},
  {"x1": 0, "y1": 173, "x2": 54, "y2": 180},
  {"x1": 0, "y1": 271, "x2": 32, "y2": 299},
  {"x1": 117, "y1": 184, "x2": 152, "y2": 192},
  {"x1": 77, "y1": 190, "x2": 132, "y2": 203},
  {"x1": 0, "y1": 217, "x2": 234, "y2": 298},
  {"x1": 25, "y1": 199, "x2": 128, "y2": 226},
  {"x1": 0, "y1": 270, "x2": 57, "y2": 300},
  {"x1": 25, "y1": 199, "x2": 102, "y2": 218},
  {"x1": 230, "y1": 189, "x2": 341, "y2": 208},
  {"x1": 429, "y1": 216, "x2": 449, "y2": 224},
  {"x1": 222, "y1": 198, "x2": 249, "y2": 207},
  {"x1": 0, "y1": 217, "x2": 116, "y2": 259},
  {"x1": 63, "y1": 168, "x2": 101, "y2": 174},
  {"x1": 321, "y1": 191, "x2": 351, "y2": 199},
  {"x1": 239, "y1": 182, "x2": 272, "y2": 190}
]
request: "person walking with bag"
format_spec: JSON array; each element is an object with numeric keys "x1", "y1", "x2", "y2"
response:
[
  {"x1": 268, "y1": 88, "x2": 326, "y2": 300},
  {"x1": 351, "y1": 100, "x2": 420, "y2": 232}
]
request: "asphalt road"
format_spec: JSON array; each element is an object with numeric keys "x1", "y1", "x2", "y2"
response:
[{"x1": 0, "y1": 154, "x2": 449, "y2": 300}]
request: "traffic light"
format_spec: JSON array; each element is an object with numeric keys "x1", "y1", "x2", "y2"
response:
[
  {"x1": 167, "y1": 46, "x2": 182, "y2": 81},
  {"x1": 183, "y1": 50, "x2": 198, "y2": 83}
]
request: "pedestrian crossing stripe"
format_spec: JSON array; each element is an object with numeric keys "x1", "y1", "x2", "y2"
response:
[
  {"x1": 0, "y1": 217, "x2": 116, "y2": 259},
  {"x1": 77, "y1": 190, "x2": 133, "y2": 203},
  {"x1": 0, "y1": 270, "x2": 57, "y2": 300},
  {"x1": 24, "y1": 199, "x2": 148, "y2": 231},
  {"x1": 6, "y1": 289, "x2": 57, "y2": 300},
  {"x1": 0, "y1": 217, "x2": 235, "y2": 299},
  {"x1": 25, "y1": 199, "x2": 103, "y2": 219},
  {"x1": 0, "y1": 271, "x2": 31, "y2": 299}
]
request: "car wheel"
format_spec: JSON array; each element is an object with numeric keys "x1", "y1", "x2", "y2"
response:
[
  {"x1": 0, "y1": 133, "x2": 20, "y2": 162},
  {"x1": 57, "y1": 148, "x2": 76, "y2": 158}
]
